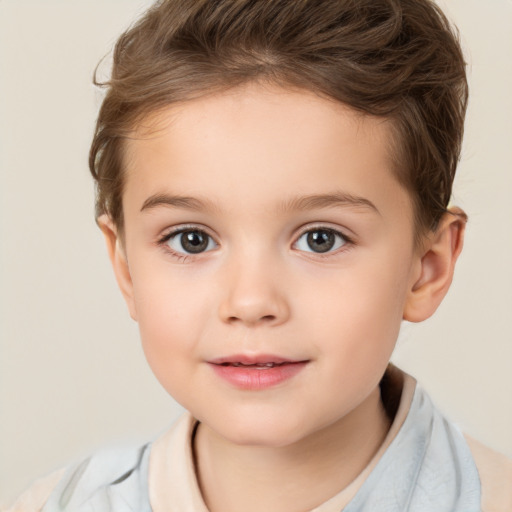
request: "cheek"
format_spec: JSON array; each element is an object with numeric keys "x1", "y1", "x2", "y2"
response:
[
  {"x1": 300, "y1": 265, "x2": 407, "y2": 416},
  {"x1": 131, "y1": 254, "x2": 214, "y2": 328},
  {"x1": 303, "y1": 253, "x2": 411, "y2": 362},
  {"x1": 129, "y1": 261, "x2": 215, "y2": 391}
]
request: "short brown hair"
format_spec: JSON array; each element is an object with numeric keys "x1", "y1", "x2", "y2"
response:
[{"x1": 89, "y1": 0, "x2": 468, "y2": 237}]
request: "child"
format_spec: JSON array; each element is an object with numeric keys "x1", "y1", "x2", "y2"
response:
[{"x1": 7, "y1": 0, "x2": 512, "y2": 510}]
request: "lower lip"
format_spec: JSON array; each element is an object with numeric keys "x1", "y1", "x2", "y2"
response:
[{"x1": 209, "y1": 362, "x2": 308, "y2": 390}]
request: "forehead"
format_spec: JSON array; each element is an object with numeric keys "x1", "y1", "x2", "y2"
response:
[
  {"x1": 128, "y1": 84, "x2": 389, "y2": 166},
  {"x1": 122, "y1": 84, "x2": 412, "y2": 222}
]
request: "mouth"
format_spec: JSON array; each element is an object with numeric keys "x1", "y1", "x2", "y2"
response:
[
  {"x1": 208, "y1": 355, "x2": 309, "y2": 389},
  {"x1": 209, "y1": 354, "x2": 307, "y2": 367},
  {"x1": 219, "y1": 362, "x2": 289, "y2": 369}
]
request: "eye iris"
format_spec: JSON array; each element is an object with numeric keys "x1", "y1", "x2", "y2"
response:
[
  {"x1": 180, "y1": 231, "x2": 208, "y2": 253},
  {"x1": 307, "y1": 230, "x2": 335, "y2": 253}
]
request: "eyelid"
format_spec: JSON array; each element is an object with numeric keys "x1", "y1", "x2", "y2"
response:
[
  {"x1": 292, "y1": 224, "x2": 354, "y2": 255},
  {"x1": 157, "y1": 224, "x2": 219, "y2": 256},
  {"x1": 158, "y1": 224, "x2": 217, "y2": 242},
  {"x1": 294, "y1": 223, "x2": 354, "y2": 243}
]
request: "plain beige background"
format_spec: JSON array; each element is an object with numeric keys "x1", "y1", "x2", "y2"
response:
[{"x1": 0, "y1": 0, "x2": 511, "y2": 505}]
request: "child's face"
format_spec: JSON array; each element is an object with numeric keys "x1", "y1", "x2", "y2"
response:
[{"x1": 116, "y1": 84, "x2": 421, "y2": 447}]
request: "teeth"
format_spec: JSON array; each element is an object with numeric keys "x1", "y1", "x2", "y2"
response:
[{"x1": 230, "y1": 362, "x2": 278, "y2": 368}]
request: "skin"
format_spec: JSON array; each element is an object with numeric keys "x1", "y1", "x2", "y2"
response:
[{"x1": 100, "y1": 83, "x2": 465, "y2": 512}]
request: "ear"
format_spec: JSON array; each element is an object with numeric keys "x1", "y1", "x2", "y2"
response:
[
  {"x1": 97, "y1": 215, "x2": 138, "y2": 321},
  {"x1": 403, "y1": 207, "x2": 466, "y2": 323}
]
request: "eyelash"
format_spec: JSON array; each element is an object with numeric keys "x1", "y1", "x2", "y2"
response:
[
  {"x1": 156, "y1": 224, "x2": 354, "y2": 261},
  {"x1": 294, "y1": 226, "x2": 353, "y2": 258},
  {"x1": 157, "y1": 225, "x2": 217, "y2": 262}
]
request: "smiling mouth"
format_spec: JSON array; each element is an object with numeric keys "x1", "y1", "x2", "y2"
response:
[
  {"x1": 209, "y1": 356, "x2": 308, "y2": 389},
  {"x1": 210, "y1": 354, "x2": 306, "y2": 367},
  {"x1": 219, "y1": 362, "x2": 289, "y2": 369}
]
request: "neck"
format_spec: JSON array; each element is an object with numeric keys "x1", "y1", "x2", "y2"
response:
[{"x1": 194, "y1": 386, "x2": 391, "y2": 512}]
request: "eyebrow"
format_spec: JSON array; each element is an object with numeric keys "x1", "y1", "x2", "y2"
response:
[
  {"x1": 140, "y1": 191, "x2": 380, "y2": 215},
  {"x1": 141, "y1": 194, "x2": 218, "y2": 213},
  {"x1": 278, "y1": 192, "x2": 380, "y2": 215}
]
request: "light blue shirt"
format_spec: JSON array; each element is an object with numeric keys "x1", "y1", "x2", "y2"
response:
[{"x1": 41, "y1": 383, "x2": 482, "y2": 512}]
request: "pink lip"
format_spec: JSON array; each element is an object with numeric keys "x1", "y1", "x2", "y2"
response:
[{"x1": 208, "y1": 354, "x2": 309, "y2": 390}]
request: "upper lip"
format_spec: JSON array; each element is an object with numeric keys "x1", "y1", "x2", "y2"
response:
[{"x1": 208, "y1": 354, "x2": 307, "y2": 365}]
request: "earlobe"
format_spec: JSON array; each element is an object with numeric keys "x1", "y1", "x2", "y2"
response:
[
  {"x1": 403, "y1": 208, "x2": 466, "y2": 323},
  {"x1": 97, "y1": 215, "x2": 138, "y2": 321}
]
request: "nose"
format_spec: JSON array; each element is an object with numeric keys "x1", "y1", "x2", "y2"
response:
[{"x1": 218, "y1": 256, "x2": 290, "y2": 327}]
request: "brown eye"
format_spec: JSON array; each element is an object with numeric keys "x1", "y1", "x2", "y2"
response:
[
  {"x1": 295, "y1": 228, "x2": 346, "y2": 254},
  {"x1": 307, "y1": 230, "x2": 335, "y2": 252},
  {"x1": 167, "y1": 229, "x2": 216, "y2": 254}
]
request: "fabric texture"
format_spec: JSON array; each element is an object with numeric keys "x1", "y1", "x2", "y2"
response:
[
  {"x1": 342, "y1": 387, "x2": 481, "y2": 511},
  {"x1": 12, "y1": 371, "x2": 488, "y2": 512},
  {"x1": 39, "y1": 444, "x2": 152, "y2": 512}
]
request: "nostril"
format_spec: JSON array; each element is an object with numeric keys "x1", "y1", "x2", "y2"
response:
[{"x1": 227, "y1": 314, "x2": 277, "y2": 324}]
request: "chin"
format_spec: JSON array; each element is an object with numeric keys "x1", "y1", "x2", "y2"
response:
[{"x1": 212, "y1": 413, "x2": 313, "y2": 448}]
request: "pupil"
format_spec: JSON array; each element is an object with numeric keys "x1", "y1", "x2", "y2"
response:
[
  {"x1": 181, "y1": 231, "x2": 208, "y2": 253},
  {"x1": 307, "y1": 230, "x2": 335, "y2": 253}
]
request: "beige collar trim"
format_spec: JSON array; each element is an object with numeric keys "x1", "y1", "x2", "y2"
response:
[{"x1": 148, "y1": 369, "x2": 416, "y2": 512}]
